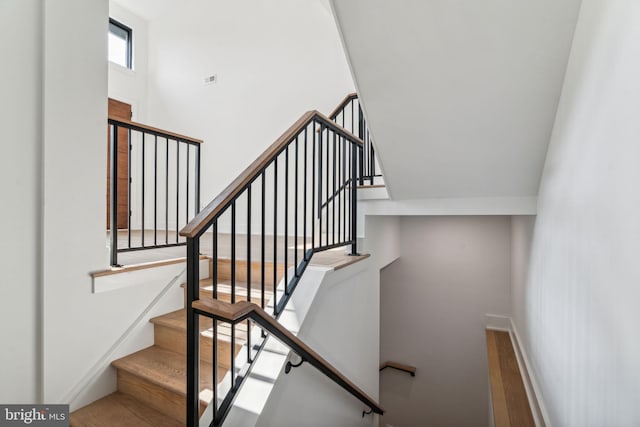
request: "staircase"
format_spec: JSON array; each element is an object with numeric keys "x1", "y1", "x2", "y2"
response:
[
  {"x1": 73, "y1": 93, "x2": 382, "y2": 426},
  {"x1": 70, "y1": 258, "x2": 280, "y2": 426}
]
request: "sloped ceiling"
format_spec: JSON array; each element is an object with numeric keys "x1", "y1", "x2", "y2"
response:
[{"x1": 332, "y1": 0, "x2": 582, "y2": 200}]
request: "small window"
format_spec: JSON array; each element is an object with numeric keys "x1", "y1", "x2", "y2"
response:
[{"x1": 108, "y1": 18, "x2": 132, "y2": 69}]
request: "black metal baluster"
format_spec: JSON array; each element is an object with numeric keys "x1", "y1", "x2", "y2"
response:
[
  {"x1": 284, "y1": 146, "x2": 289, "y2": 296},
  {"x1": 231, "y1": 202, "x2": 236, "y2": 304},
  {"x1": 358, "y1": 105, "x2": 365, "y2": 186},
  {"x1": 195, "y1": 144, "x2": 201, "y2": 215},
  {"x1": 212, "y1": 220, "x2": 218, "y2": 299},
  {"x1": 261, "y1": 172, "x2": 266, "y2": 310},
  {"x1": 141, "y1": 132, "x2": 145, "y2": 247},
  {"x1": 312, "y1": 122, "x2": 316, "y2": 249},
  {"x1": 273, "y1": 159, "x2": 278, "y2": 316},
  {"x1": 343, "y1": 136, "x2": 347, "y2": 243},
  {"x1": 351, "y1": 100, "x2": 355, "y2": 138},
  {"x1": 230, "y1": 319, "x2": 235, "y2": 389},
  {"x1": 368, "y1": 130, "x2": 372, "y2": 184},
  {"x1": 212, "y1": 317, "x2": 218, "y2": 421},
  {"x1": 176, "y1": 141, "x2": 180, "y2": 243},
  {"x1": 231, "y1": 201, "x2": 236, "y2": 388},
  {"x1": 318, "y1": 124, "x2": 322, "y2": 249},
  {"x1": 338, "y1": 135, "x2": 342, "y2": 243},
  {"x1": 294, "y1": 136, "x2": 299, "y2": 276},
  {"x1": 246, "y1": 186, "x2": 252, "y2": 363},
  {"x1": 347, "y1": 136, "x2": 351, "y2": 245},
  {"x1": 165, "y1": 138, "x2": 169, "y2": 245},
  {"x1": 303, "y1": 128, "x2": 308, "y2": 256},
  {"x1": 325, "y1": 126, "x2": 329, "y2": 248},
  {"x1": 154, "y1": 135, "x2": 158, "y2": 246},
  {"x1": 186, "y1": 237, "x2": 200, "y2": 427},
  {"x1": 364, "y1": 132, "x2": 368, "y2": 183},
  {"x1": 351, "y1": 144, "x2": 359, "y2": 255},
  {"x1": 370, "y1": 134, "x2": 375, "y2": 185},
  {"x1": 186, "y1": 143, "x2": 190, "y2": 227},
  {"x1": 110, "y1": 124, "x2": 118, "y2": 266},
  {"x1": 127, "y1": 129, "x2": 132, "y2": 249},
  {"x1": 332, "y1": 131, "x2": 337, "y2": 245}
]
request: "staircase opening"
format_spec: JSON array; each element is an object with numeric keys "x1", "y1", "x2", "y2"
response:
[{"x1": 78, "y1": 93, "x2": 384, "y2": 426}]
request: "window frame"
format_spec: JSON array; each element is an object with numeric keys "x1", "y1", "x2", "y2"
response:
[{"x1": 108, "y1": 18, "x2": 133, "y2": 69}]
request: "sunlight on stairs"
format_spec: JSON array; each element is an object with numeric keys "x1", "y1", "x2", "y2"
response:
[{"x1": 70, "y1": 258, "x2": 280, "y2": 426}]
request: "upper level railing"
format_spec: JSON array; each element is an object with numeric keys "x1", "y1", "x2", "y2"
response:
[
  {"x1": 180, "y1": 108, "x2": 381, "y2": 426},
  {"x1": 108, "y1": 117, "x2": 201, "y2": 266},
  {"x1": 328, "y1": 93, "x2": 381, "y2": 186}
]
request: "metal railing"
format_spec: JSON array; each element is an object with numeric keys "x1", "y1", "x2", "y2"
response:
[
  {"x1": 108, "y1": 118, "x2": 201, "y2": 266},
  {"x1": 180, "y1": 109, "x2": 375, "y2": 426},
  {"x1": 328, "y1": 93, "x2": 381, "y2": 186},
  {"x1": 192, "y1": 299, "x2": 384, "y2": 422}
]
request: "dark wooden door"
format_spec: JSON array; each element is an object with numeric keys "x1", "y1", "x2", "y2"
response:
[{"x1": 107, "y1": 98, "x2": 131, "y2": 229}]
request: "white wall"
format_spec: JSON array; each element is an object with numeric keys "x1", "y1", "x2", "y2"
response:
[
  {"x1": 255, "y1": 260, "x2": 379, "y2": 427},
  {"x1": 41, "y1": 0, "x2": 109, "y2": 400},
  {"x1": 108, "y1": 1, "x2": 149, "y2": 122},
  {"x1": 510, "y1": 215, "x2": 535, "y2": 347},
  {"x1": 380, "y1": 216, "x2": 512, "y2": 427},
  {"x1": 362, "y1": 215, "x2": 401, "y2": 269},
  {"x1": 0, "y1": 0, "x2": 43, "y2": 403},
  {"x1": 38, "y1": 0, "x2": 186, "y2": 405},
  {"x1": 515, "y1": 1, "x2": 640, "y2": 425}
]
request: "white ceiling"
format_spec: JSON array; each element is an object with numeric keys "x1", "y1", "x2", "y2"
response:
[{"x1": 332, "y1": 0, "x2": 583, "y2": 200}]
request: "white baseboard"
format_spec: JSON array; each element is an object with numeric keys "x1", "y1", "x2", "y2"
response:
[
  {"x1": 509, "y1": 320, "x2": 551, "y2": 427},
  {"x1": 485, "y1": 314, "x2": 511, "y2": 331}
]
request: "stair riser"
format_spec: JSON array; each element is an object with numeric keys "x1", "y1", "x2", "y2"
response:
[
  {"x1": 154, "y1": 325, "x2": 240, "y2": 367},
  {"x1": 215, "y1": 258, "x2": 286, "y2": 287},
  {"x1": 117, "y1": 370, "x2": 206, "y2": 423},
  {"x1": 183, "y1": 287, "x2": 267, "y2": 306}
]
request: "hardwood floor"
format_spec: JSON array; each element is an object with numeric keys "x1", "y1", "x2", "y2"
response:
[{"x1": 486, "y1": 330, "x2": 535, "y2": 427}]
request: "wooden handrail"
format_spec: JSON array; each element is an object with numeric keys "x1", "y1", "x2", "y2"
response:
[
  {"x1": 328, "y1": 92, "x2": 358, "y2": 119},
  {"x1": 108, "y1": 117, "x2": 203, "y2": 145},
  {"x1": 379, "y1": 361, "x2": 416, "y2": 376},
  {"x1": 180, "y1": 110, "x2": 363, "y2": 239},
  {"x1": 193, "y1": 298, "x2": 384, "y2": 416}
]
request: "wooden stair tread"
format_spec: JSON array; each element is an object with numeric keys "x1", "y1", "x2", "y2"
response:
[
  {"x1": 70, "y1": 392, "x2": 183, "y2": 427},
  {"x1": 150, "y1": 309, "x2": 249, "y2": 341},
  {"x1": 112, "y1": 346, "x2": 218, "y2": 398}
]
